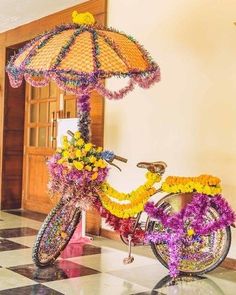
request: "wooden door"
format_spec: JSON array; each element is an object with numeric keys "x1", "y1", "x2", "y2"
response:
[{"x1": 23, "y1": 82, "x2": 58, "y2": 213}]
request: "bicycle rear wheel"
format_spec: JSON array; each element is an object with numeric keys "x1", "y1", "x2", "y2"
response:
[
  {"x1": 149, "y1": 193, "x2": 231, "y2": 275},
  {"x1": 32, "y1": 197, "x2": 81, "y2": 267}
]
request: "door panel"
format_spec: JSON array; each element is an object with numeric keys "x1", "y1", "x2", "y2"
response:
[
  {"x1": 24, "y1": 151, "x2": 53, "y2": 213},
  {"x1": 23, "y1": 83, "x2": 57, "y2": 214}
]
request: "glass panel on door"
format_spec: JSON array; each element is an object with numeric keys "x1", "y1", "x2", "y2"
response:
[
  {"x1": 29, "y1": 128, "x2": 37, "y2": 146},
  {"x1": 39, "y1": 102, "x2": 47, "y2": 123},
  {"x1": 49, "y1": 101, "x2": 56, "y2": 121},
  {"x1": 38, "y1": 127, "x2": 47, "y2": 147},
  {"x1": 49, "y1": 82, "x2": 57, "y2": 98},
  {"x1": 30, "y1": 104, "x2": 37, "y2": 123},
  {"x1": 31, "y1": 87, "x2": 39, "y2": 100},
  {"x1": 65, "y1": 99, "x2": 76, "y2": 118},
  {"x1": 40, "y1": 85, "x2": 49, "y2": 99}
]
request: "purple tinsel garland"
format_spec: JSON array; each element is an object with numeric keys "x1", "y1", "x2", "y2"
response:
[
  {"x1": 76, "y1": 93, "x2": 91, "y2": 142},
  {"x1": 145, "y1": 193, "x2": 236, "y2": 277}
]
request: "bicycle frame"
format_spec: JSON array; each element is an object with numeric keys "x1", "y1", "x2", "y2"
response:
[{"x1": 119, "y1": 188, "x2": 163, "y2": 246}]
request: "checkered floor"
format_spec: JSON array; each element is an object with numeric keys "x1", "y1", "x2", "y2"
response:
[{"x1": 0, "y1": 210, "x2": 235, "y2": 294}]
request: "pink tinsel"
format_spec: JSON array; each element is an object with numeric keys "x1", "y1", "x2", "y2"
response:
[
  {"x1": 133, "y1": 68, "x2": 161, "y2": 88},
  {"x1": 95, "y1": 79, "x2": 135, "y2": 100}
]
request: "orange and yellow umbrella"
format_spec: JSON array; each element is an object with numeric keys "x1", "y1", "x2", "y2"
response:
[{"x1": 7, "y1": 12, "x2": 161, "y2": 140}]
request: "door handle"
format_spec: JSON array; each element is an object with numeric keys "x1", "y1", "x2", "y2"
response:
[{"x1": 50, "y1": 111, "x2": 57, "y2": 147}]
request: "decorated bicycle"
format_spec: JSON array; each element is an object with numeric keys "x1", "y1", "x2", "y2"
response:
[{"x1": 6, "y1": 12, "x2": 235, "y2": 278}]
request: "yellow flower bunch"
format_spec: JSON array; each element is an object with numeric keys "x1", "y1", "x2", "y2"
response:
[
  {"x1": 72, "y1": 11, "x2": 95, "y2": 25},
  {"x1": 56, "y1": 131, "x2": 106, "y2": 177},
  {"x1": 101, "y1": 171, "x2": 161, "y2": 202},
  {"x1": 99, "y1": 187, "x2": 157, "y2": 218},
  {"x1": 162, "y1": 174, "x2": 222, "y2": 196}
]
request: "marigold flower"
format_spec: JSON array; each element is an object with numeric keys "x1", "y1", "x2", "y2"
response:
[
  {"x1": 76, "y1": 139, "x2": 84, "y2": 146},
  {"x1": 57, "y1": 158, "x2": 64, "y2": 164},
  {"x1": 89, "y1": 155, "x2": 96, "y2": 163},
  {"x1": 62, "y1": 136, "x2": 68, "y2": 143},
  {"x1": 84, "y1": 143, "x2": 93, "y2": 152},
  {"x1": 85, "y1": 165, "x2": 92, "y2": 171},
  {"x1": 75, "y1": 150, "x2": 82, "y2": 158},
  {"x1": 74, "y1": 131, "x2": 81, "y2": 139},
  {"x1": 187, "y1": 228, "x2": 195, "y2": 236},
  {"x1": 81, "y1": 149, "x2": 87, "y2": 157},
  {"x1": 162, "y1": 175, "x2": 222, "y2": 196},
  {"x1": 73, "y1": 161, "x2": 84, "y2": 170},
  {"x1": 62, "y1": 142, "x2": 69, "y2": 150},
  {"x1": 72, "y1": 11, "x2": 95, "y2": 25},
  {"x1": 91, "y1": 172, "x2": 98, "y2": 180},
  {"x1": 62, "y1": 151, "x2": 70, "y2": 158},
  {"x1": 94, "y1": 159, "x2": 106, "y2": 168},
  {"x1": 99, "y1": 160, "x2": 106, "y2": 168},
  {"x1": 97, "y1": 147, "x2": 103, "y2": 153}
]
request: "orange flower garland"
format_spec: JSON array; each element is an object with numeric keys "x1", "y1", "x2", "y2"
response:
[{"x1": 162, "y1": 174, "x2": 222, "y2": 196}]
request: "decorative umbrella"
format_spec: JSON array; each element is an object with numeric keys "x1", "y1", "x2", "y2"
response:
[{"x1": 7, "y1": 11, "x2": 160, "y2": 142}]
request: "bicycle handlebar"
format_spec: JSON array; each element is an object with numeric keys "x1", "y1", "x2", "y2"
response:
[
  {"x1": 67, "y1": 130, "x2": 74, "y2": 137},
  {"x1": 113, "y1": 155, "x2": 128, "y2": 163}
]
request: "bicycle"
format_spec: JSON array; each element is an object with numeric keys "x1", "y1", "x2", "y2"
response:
[{"x1": 32, "y1": 130, "x2": 235, "y2": 278}]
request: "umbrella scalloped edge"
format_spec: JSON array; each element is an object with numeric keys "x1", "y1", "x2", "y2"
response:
[{"x1": 7, "y1": 67, "x2": 160, "y2": 99}]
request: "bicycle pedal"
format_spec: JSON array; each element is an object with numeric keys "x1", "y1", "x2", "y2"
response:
[{"x1": 123, "y1": 256, "x2": 134, "y2": 264}]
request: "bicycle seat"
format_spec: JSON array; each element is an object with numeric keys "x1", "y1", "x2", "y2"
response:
[{"x1": 137, "y1": 161, "x2": 167, "y2": 174}]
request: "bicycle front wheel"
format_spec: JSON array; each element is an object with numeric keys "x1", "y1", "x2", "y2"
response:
[
  {"x1": 149, "y1": 193, "x2": 231, "y2": 275},
  {"x1": 32, "y1": 197, "x2": 81, "y2": 267}
]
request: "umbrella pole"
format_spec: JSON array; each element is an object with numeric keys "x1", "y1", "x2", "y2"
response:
[{"x1": 76, "y1": 92, "x2": 91, "y2": 143}]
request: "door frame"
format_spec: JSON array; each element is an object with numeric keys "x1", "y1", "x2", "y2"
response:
[
  {"x1": 1, "y1": 46, "x2": 26, "y2": 209},
  {"x1": 0, "y1": 0, "x2": 107, "y2": 208}
]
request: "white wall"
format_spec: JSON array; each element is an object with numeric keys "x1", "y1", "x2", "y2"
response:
[
  {"x1": 105, "y1": 0, "x2": 236, "y2": 257},
  {"x1": 0, "y1": 0, "x2": 87, "y2": 33}
]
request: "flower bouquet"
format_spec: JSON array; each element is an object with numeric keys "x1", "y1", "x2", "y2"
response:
[{"x1": 47, "y1": 131, "x2": 109, "y2": 210}]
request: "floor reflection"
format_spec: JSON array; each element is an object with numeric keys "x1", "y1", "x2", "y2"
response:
[
  {"x1": 152, "y1": 275, "x2": 225, "y2": 295},
  {"x1": 8, "y1": 260, "x2": 100, "y2": 283}
]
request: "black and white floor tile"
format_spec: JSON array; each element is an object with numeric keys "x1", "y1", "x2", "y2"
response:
[{"x1": 0, "y1": 210, "x2": 235, "y2": 294}]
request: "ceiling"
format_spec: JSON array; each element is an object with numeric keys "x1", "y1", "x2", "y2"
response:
[{"x1": 0, "y1": 0, "x2": 88, "y2": 33}]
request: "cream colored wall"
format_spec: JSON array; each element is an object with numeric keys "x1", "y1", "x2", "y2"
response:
[{"x1": 105, "y1": 0, "x2": 236, "y2": 257}]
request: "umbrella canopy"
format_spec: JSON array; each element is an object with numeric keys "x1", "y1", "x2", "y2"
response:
[
  {"x1": 6, "y1": 12, "x2": 161, "y2": 141},
  {"x1": 7, "y1": 14, "x2": 160, "y2": 98}
]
